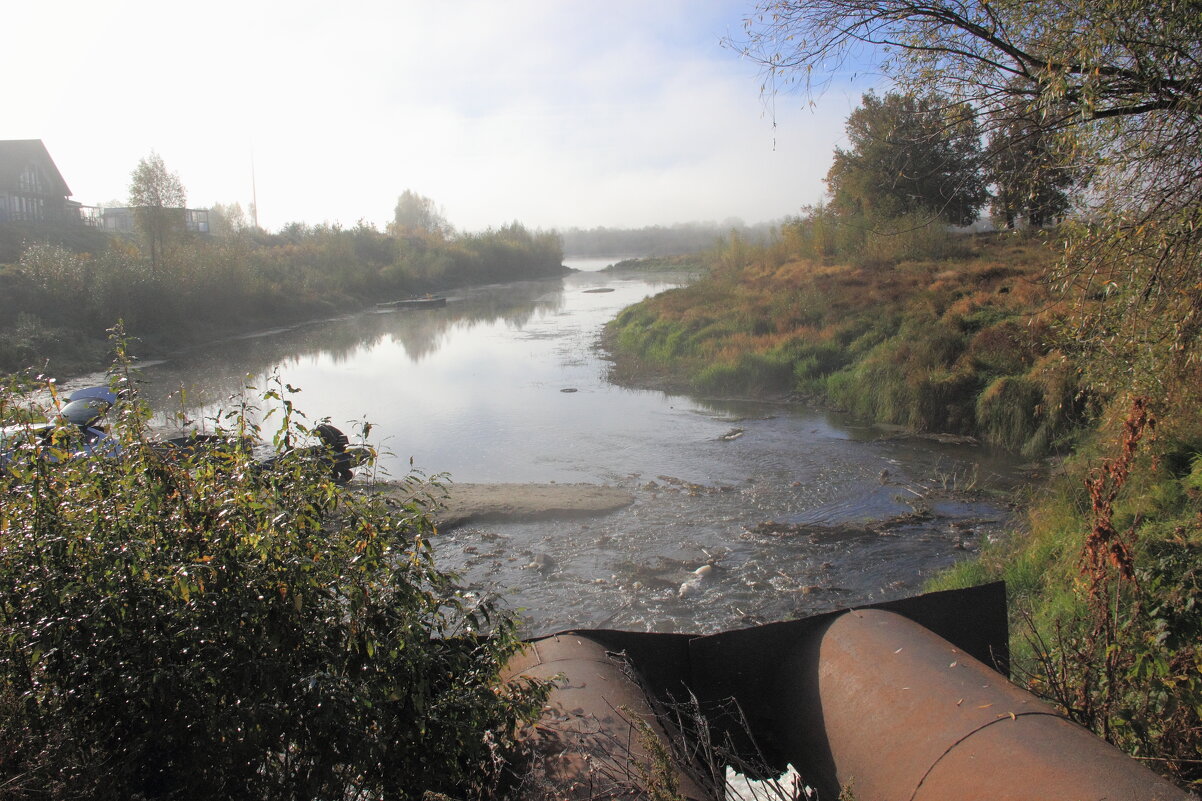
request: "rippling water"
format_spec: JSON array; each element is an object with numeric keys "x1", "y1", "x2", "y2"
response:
[{"x1": 68, "y1": 258, "x2": 1021, "y2": 636}]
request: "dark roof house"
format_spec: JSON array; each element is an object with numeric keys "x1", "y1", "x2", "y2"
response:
[{"x1": 0, "y1": 139, "x2": 74, "y2": 223}]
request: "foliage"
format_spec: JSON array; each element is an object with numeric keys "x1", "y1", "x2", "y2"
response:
[
  {"x1": 985, "y1": 110, "x2": 1079, "y2": 229},
  {"x1": 826, "y1": 91, "x2": 988, "y2": 226},
  {"x1": 206, "y1": 201, "x2": 250, "y2": 237},
  {"x1": 732, "y1": 0, "x2": 1201, "y2": 130},
  {"x1": 0, "y1": 363, "x2": 548, "y2": 800},
  {"x1": 128, "y1": 152, "x2": 188, "y2": 271},
  {"x1": 389, "y1": 190, "x2": 452, "y2": 240},
  {"x1": 0, "y1": 216, "x2": 565, "y2": 378}
]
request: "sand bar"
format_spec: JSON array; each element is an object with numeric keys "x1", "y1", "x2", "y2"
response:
[{"x1": 376, "y1": 481, "x2": 635, "y2": 529}]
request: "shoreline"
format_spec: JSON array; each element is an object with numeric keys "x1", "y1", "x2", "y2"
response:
[{"x1": 374, "y1": 481, "x2": 636, "y2": 530}]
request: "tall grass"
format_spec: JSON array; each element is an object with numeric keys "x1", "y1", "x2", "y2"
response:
[
  {"x1": 927, "y1": 400, "x2": 1202, "y2": 789},
  {"x1": 606, "y1": 221, "x2": 1073, "y2": 453}
]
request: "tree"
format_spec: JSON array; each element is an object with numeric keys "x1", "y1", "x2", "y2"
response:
[
  {"x1": 985, "y1": 111, "x2": 1079, "y2": 229},
  {"x1": 731, "y1": 0, "x2": 1202, "y2": 384},
  {"x1": 826, "y1": 91, "x2": 987, "y2": 226},
  {"x1": 731, "y1": 0, "x2": 1201, "y2": 127},
  {"x1": 128, "y1": 152, "x2": 187, "y2": 270},
  {"x1": 207, "y1": 201, "x2": 248, "y2": 238},
  {"x1": 389, "y1": 190, "x2": 451, "y2": 240}
]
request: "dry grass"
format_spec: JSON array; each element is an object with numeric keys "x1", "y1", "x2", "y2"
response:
[{"x1": 606, "y1": 230, "x2": 1078, "y2": 452}]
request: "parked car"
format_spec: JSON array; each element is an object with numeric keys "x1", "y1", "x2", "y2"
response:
[
  {"x1": 0, "y1": 386, "x2": 120, "y2": 471},
  {"x1": 1, "y1": 387, "x2": 371, "y2": 484}
]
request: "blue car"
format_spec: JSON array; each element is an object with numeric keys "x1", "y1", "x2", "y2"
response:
[{"x1": 0, "y1": 386, "x2": 120, "y2": 470}]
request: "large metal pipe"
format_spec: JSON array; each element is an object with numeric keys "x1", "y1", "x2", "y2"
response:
[
  {"x1": 504, "y1": 587, "x2": 1193, "y2": 801},
  {"x1": 786, "y1": 608, "x2": 1192, "y2": 801},
  {"x1": 501, "y1": 633, "x2": 709, "y2": 800}
]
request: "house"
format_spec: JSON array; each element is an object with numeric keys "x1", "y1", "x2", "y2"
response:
[
  {"x1": 0, "y1": 138, "x2": 212, "y2": 234},
  {"x1": 0, "y1": 139, "x2": 74, "y2": 223},
  {"x1": 97, "y1": 206, "x2": 210, "y2": 234}
]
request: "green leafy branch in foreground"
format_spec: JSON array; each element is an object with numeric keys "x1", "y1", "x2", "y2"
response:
[{"x1": 0, "y1": 362, "x2": 548, "y2": 800}]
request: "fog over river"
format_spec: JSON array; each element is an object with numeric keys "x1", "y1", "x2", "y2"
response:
[{"x1": 72, "y1": 258, "x2": 1024, "y2": 635}]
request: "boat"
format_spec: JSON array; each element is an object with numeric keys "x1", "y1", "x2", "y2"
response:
[{"x1": 377, "y1": 296, "x2": 447, "y2": 310}]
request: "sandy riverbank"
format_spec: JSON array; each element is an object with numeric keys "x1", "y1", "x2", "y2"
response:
[{"x1": 374, "y1": 481, "x2": 636, "y2": 529}]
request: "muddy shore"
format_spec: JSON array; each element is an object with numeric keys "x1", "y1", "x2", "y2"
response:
[{"x1": 374, "y1": 481, "x2": 636, "y2": 530}]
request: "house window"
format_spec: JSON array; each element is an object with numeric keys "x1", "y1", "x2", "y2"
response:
[
  {"x1": 186, "y1": 209, "x2": 210, "y2": 233},
  {"x1": 18, "y1": 166, "x2": 44, "y2": 194}
]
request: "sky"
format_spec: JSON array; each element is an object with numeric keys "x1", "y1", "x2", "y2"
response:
[{"x1": 5, "y1": 1, "x2": 881, "y2": 233}]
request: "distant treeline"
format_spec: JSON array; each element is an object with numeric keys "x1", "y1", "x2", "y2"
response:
[
  {"x1": 0, "y1": 220, "x2": 564, "y2": 377},
  {"x1": 559, "y1": 221, "x2": 778, "y2": 258}
]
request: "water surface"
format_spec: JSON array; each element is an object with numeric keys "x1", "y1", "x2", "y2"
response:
[{"x1": 84, "y1": 259, "x2": 1019, "y2": 635}]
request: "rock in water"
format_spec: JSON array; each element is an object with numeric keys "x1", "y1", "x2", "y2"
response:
[
  {"x1": 678, "y1": 564, "x2": 714, "y2": 597},
  {"x1": 524, "y1": 553, "x2": 556, "y2": 572}
]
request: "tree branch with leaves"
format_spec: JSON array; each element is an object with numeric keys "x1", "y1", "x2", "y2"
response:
[
  {"x1": 128, "y1": 152, "x2": 187, "y2": 270},
  {"x1": 731, "y1": 0, "x2": 1202, "y2": 391}
]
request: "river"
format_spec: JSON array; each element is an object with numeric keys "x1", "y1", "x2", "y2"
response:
[{"x1": 71, "y1": 258, "x2": 1022, "y2": 636}]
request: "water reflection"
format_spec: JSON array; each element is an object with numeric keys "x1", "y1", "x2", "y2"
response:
[
  {"x1": 139, "y1": 277, "x2": 570, "y2": 410},
  {"x1": 129, "y1": 271, "x2": 694, "y2": 483}
]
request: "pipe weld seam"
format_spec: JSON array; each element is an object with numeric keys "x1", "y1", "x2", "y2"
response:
[{"x1": 907, "y1": 711, "x2": 1067, "y2": 801}]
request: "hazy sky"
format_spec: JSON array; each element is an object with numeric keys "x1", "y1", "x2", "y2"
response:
[{"x1": 6, "y1": 1, "x2": 880, "y2": 233}]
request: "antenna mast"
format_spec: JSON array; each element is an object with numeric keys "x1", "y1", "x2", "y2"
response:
[{"x1": 251, "y1": 149, "x2": 259, "y2": 229}]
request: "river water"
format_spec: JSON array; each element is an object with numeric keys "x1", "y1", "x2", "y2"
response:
[{"x1": 78, "y1": 258, "x2": 1021, "y2": 636}]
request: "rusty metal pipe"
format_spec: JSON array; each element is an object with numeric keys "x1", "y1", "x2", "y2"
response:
[
  {"x1": 502, "y1": 633, "x2": 709, "y2": 800},
  {"x1": 796, "y1": 608, "x2": 1191, "y2": 801},
  {"x1": 503, "y1": 587, "x2": 1192, "y2": 801}
]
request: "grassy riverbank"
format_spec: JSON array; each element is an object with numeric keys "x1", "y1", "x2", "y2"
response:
[
  {"x1": 607, "y1": 231, "x2": 1083, "y2": 455},
  {"x1": 606, "y1": 228, "x2": 1202, "y2": 788},
  {"x1": 0, "y1": 221, "x2": 565, "y2": 379}
]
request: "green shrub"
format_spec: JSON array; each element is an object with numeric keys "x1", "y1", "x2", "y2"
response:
[
  {"x1": 0, "y1": 370, "x2": 546, "y2": 800},
  {"x1": 1185, "y1": 454, "x2": 1202, "y2": 495},
  {"x1": 693, "y1": 351, "x2": 794, "y2": 395}
]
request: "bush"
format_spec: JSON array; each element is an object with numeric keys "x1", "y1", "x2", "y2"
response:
[{"x1": 0, "y1": 369, "x2": 546, "y2": 800}]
